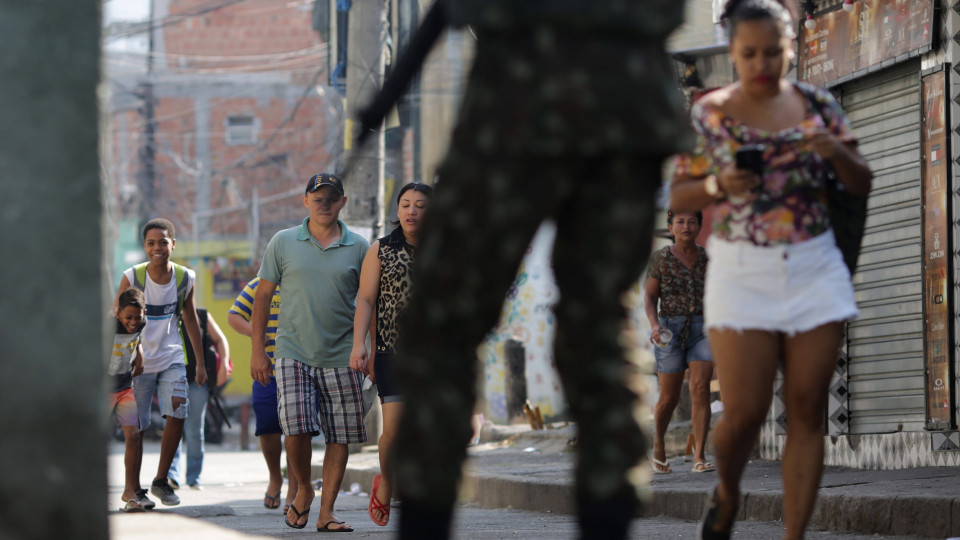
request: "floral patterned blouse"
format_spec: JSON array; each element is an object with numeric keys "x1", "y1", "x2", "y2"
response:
[
  {"x1": 674, "y1": 82, "x2": 856, "y2": 246},
  {"x1": 645, "y1": 245, "x2": 708, "y2": 317}
]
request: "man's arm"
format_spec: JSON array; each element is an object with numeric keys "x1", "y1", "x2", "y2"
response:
[
  {"x1": 227, "y1": 312, "x2": 252, "y2": 337},
  {"x1": 181, "y1": 289, "x2": 207, "y2": 387},
  {"x1": 251, "y1": 278, "x2": 278, "y2": 386},
  {"x1": 206, "y1": 314, "x2": 230, "y2": 385}
]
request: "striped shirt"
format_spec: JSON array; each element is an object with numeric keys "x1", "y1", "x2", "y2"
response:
[
  {"x1": 109, "y1": 319, "x2": 144, "y2": 392},
  {"x1": 229, "y1": 277, "x2": 281, "y2": 360}
]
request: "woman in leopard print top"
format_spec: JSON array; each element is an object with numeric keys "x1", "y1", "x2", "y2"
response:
[{"x1": 349, "y1": 182, "x2": 433, "y2": 527}]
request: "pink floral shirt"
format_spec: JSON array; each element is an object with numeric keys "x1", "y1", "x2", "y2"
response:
[{"x1": 674, "y1": 82, "x2": 856, "y2": 246}]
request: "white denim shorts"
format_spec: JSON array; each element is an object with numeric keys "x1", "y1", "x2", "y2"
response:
[{"x1": 704, "y1": 230, "x2": 858, "y2": 335}]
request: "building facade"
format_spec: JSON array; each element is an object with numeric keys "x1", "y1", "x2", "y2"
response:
[
  {"x1": 672, "y1": 0, "x2": 960, "y2": 468},
  {"x1": 104, "y1": 0, "x2": 341, "y2": 270}
]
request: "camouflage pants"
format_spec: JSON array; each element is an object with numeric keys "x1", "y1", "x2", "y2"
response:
[{"x1": 393, "y1": 147, "x2": 664, "y2": 510}]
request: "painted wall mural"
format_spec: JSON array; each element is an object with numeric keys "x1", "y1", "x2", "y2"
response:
[{"x1": 479, "y1": 221, "x2": 662, "y2": 424}]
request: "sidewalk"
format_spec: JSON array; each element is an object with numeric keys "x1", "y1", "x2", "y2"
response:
[
  {"x1": 336, "y1": 423, "x2": 960, "y2": 539},
  {"x1": 108, "y1": 422, "x2": 960, "y2": 539}
]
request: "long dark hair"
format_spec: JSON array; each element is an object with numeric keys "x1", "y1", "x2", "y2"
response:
[
  {"x1": 720, "y1": 0, "x2": 796, "y2": 38},
  {"x1": 396, "y1": 182, "x2": 434, "y2": 204}
]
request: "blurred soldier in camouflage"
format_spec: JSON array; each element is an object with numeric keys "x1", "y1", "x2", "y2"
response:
[{"x1": 392, "y1": 2, "x2": 693, "y2": 539}]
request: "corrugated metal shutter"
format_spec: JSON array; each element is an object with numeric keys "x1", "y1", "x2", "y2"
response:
[{"x1": 841, "y1": 60, "x2": 925, "y2": 434}]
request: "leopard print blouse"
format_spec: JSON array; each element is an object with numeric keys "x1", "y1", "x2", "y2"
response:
[{"x1": 376, "y1": 228, "x2": 415, "y2": 352}]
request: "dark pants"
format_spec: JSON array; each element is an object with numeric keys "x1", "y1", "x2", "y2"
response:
[{"x1": 393, "y1": 146, "x2": 664, "y2": 537}]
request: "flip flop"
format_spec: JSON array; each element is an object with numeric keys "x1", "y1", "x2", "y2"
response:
[
  {"x1": 263, "y1": 491, "x2": 281, "y2": 509},
  {"x1": 284, "y1": 504, "x2": 310, "y2": 529},
  {"x1": 318, "y1": 519, "x2": 354, "y2": 532},
  {"x1": 120, "y1": 498, "x2": 145, "y2": 513},
  {"x1": 368, "y1": 474, "x2": 390, "y2": 526},
  {"x1": 692, "y1": 461, "x2": 716, "y2": 473},
  {"x1": 651, "y1": 457, "x2": 673, "y2": 474}
]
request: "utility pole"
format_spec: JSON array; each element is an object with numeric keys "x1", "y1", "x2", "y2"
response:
[
  {"x1": 344, "y1": 0, "x2": 388, "y2": 446},
  {"x1": 137, "y1": 0, "x2": 157, "y2": 220},
  {"x1": 344, "y1": 0, "x2": 388, "y2": 241}
]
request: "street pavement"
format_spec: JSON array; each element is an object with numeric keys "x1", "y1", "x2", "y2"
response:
[{"x1": 108, "y1": 422, "x2": 956, "y2": 539}]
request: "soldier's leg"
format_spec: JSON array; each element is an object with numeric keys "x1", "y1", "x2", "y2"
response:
[
  {"x1": 394, "y1": 153, "x2": 559, "y2": 539},
  {"x1": 551, "y1": 154, "x2": 664, "y2": 540}
]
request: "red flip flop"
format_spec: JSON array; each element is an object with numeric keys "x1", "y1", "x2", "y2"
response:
[{"x1": 368, "y1": 474, "x2": 390, "y2": 526}]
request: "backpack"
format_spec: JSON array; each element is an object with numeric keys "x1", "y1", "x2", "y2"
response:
[
  {"x1": 184, "y1": 308, "x2": 220, "y2": 390},
  {"x1": 796, "y1": 83, "x2": 868, "y2": 274},
  {"x1": 131, "y1": 261, "x2": 193, "y2": 370},
  {"x1": 131, "y1": 262, "x2": 190, "y2": 317}
]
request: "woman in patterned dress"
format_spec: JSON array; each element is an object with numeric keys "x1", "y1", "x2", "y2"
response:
[
  {"x1": 644, "y1": 210, "x2": 715, "y2": 475},
  {"x1": 669, "y1": 1, "x2": 872, "y2": 538},
  {"x1": 350, "y1": 182, "x2": 433, "y2": 527}
]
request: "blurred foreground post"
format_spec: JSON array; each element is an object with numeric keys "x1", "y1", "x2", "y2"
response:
[{"x1": 0, "y1": 1, "x2": 106, "y2": 539}]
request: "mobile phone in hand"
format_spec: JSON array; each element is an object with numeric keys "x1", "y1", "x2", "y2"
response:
[{"x1": 735, "y1": 144, "x2": 765, "y2": 175}]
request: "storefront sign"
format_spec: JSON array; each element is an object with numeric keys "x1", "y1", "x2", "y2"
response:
[
  {"x1": 920, "y1": 69, "x2": 953, "y2": 430},
  {"x1": 799, "y1": 0, "x2": 933, "y2": 86}
]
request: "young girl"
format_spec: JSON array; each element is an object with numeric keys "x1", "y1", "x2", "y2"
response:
[{"x1": 109, "y1": 288, "x2": 148, "y2": 512}]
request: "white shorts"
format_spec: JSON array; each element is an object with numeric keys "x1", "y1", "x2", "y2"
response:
[{"x1": 704, "y1": 230, "x2": 858, "y2": 335}]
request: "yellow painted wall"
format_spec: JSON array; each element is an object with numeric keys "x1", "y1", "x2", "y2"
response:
[{"x1": 178, "y1": 258, "x2": 253, "y2": 399}]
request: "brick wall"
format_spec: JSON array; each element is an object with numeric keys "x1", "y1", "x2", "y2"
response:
[
  {"x1": 163, "y1": 0, "x2": 322, "y2": 71},
  {"x1": 107, "y1": 0, "x2": 339, "y2": 239}
]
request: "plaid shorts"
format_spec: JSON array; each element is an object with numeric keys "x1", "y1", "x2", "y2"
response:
[{"x1": 275, "y1": 358, "x2": 366, "y2": 443}]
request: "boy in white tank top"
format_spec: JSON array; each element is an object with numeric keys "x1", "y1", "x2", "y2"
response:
[{"x1": 115, "y1": 218, "x2": 207, "y2": 507}]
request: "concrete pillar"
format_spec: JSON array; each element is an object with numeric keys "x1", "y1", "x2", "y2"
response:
[{"x1": 0, "y1": 2, "x2": 107, "y2": 539}]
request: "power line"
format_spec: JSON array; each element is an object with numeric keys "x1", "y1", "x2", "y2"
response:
[
  {"x1": 227, "y1": 67, "x2": 330, "y2": 170},
  {"x1": 105, "y1": 0, "x2": 252, "y2": 41},
  {"x1": 108, "y1": 43, "x2": 328, "y2": 63},
  {"x1": 105, "y1": 68, "x2": 329, "y2": 124}
]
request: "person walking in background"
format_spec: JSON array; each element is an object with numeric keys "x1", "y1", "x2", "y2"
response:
[
  {"x1": 251, "y1": 173, "x2": 369, "y2": 533},
  {"x1": 669, "y1": 1, "x2": 872, "y2": 538},
  {"x1": 644, "y1": 210, "x2": 714, "y2": 475},
  {"x1": 228, "y1": 277, "x2": 300, "y2": 513},
  {"x1": 388, "y1": 2, "x2": 694, "y2": 538},
  {"x1": 109, "y1": 288, "x2": 148, "y2": 512},
  {"x1": 350, "y1": 182, "x2": 433, "y2": 527},
  {"x1": 117, "y1": 218, "x2": 208, "y2": 507},
  {"x1": 168, "y1": 308, "x2": 230, "y2": 490}
]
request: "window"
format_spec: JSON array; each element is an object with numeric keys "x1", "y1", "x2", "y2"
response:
[{"x1": 225, "y1": 115, "x2": 258, "y2": 146}]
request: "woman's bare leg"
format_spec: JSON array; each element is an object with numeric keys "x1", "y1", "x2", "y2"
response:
[
  {"x1": 373, "y1": 401, "x2": 403, "y2": 523},
  {"x1": 687, "y1": 360, "x2": 714, "y2": 464},
  {"x1": 781, "y1": 323, "x2": 842, "y2": 540},
  {"x1": 707, "y1": 329, "x2": 780, "y2": 529},
  {"x1": 653, "y1": 371, "x2": 685, "y2": 470}
]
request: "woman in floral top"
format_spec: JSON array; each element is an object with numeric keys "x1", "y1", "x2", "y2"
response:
[
  {"x1": 644, "y1": 210, "x2": 714, "y2": 475},
  {"x1": 669, "y1": 1, "x2": 873, "y2": 539}
]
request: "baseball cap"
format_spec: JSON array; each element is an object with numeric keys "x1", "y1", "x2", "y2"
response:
[{"x1": 305, "y1": 173, "x2": 344, "y2": 197}]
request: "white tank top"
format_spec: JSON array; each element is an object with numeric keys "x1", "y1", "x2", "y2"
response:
[{"x1": 123, "y1": 266, "x2": 195, "y2": 374}]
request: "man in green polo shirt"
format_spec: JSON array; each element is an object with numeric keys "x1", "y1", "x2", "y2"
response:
[{"x1": 251, "y1": 172, "x2": 369, "y2": 533}]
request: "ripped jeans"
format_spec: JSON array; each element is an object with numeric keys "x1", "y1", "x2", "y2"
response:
[{"x1": 133, "y1": 362, "x2": 189, "y2": 431}]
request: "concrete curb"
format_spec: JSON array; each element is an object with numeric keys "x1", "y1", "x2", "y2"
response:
[
  {"x1": 332, "y1": 462, "x2": 960, "y2": 538},
  {"x1": 325, "y1": 423, "x2": 960, "y2": 538}
]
